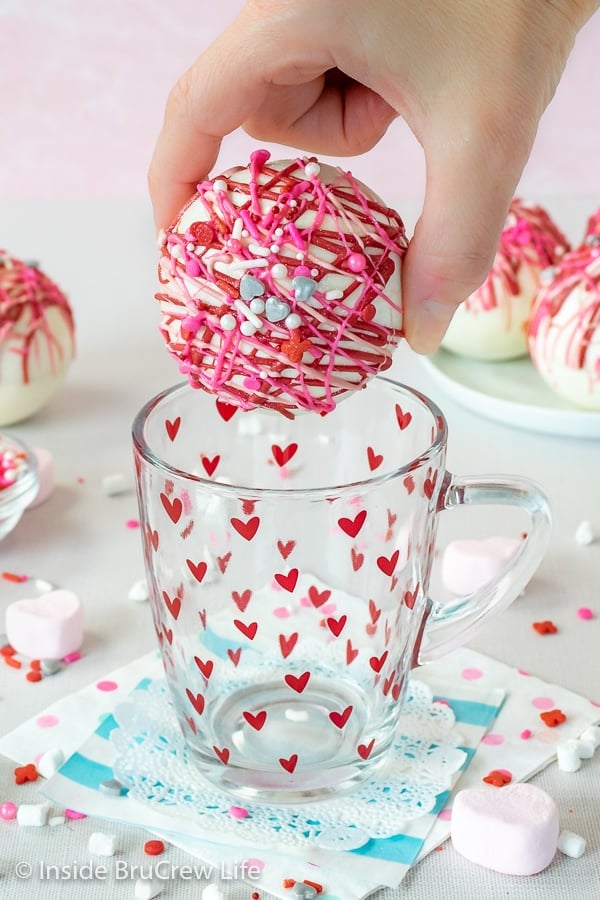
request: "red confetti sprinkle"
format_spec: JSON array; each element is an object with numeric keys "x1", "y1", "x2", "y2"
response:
[
  {"x1": 283, "y1": 879, "x2": 296, "y2": 888},
  {"x1": 14, "y1": 763, "x2": 39, "y2": 784},
  {"x1": 251, "y1": 893, "x2": 260, "y2": 899},
  {"x1": 0, "y1": 644, "x2": 16, "y2": 657},
  {"x1": 2, "y1": 571, "x2": 26, "y2": 583},
  {"x1": 26, "y1": 671, "x2": 42, "y2": 683},
  {"x1": 533, "y1": 620, "x2": 558, "y2": 634},
  {"x1": 303, "y1": 881, "x2": 324, "y2": 894},
  {"x1": 144, "y1": 840, "x2": 165, "y2": 856},
  {"x1": 65, "y1": 809, "x2": 87, "y2": 819},
  {"x1": 4, "y1": 655, "x2": 22, "y2": 669},
  {"x1": 482, "y1": 769, "x2": 512, "y2": 787},
  {"x1": 540, "y1": 708, "x2": 567, "y2": 727},
  {"x1": 30, "y1": 659, "x2": 41, "y2": 671}
]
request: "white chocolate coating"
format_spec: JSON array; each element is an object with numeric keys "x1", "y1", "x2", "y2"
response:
[
  {"x1": 528, "y1": 244, "x2": 600, "y2": 410},
  {"x1": 442, "y1": 199, "x2": 569, "y2": 361}
]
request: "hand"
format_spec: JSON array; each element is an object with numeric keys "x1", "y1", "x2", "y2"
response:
[{"x1": 148, "y1": 0, "x2": 598, "y2": 353}]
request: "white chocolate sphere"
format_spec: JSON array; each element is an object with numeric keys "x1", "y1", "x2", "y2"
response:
[
  {"x1": 528, "y1": 242, "x2": 600, "y2": 410},
  {"x1": 442, "y1": 199, "x2": 569, "y2": 361},
  {"x1": 0, "y1": 254, "x2": 75, "y2": 426},
  {"x1": 156, "y1": 151, "x2": 407, "y2": 417}
]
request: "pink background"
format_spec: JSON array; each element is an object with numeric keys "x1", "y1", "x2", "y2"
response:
[{"x1": 1, "y1": 0, "x2": 599, "y2": 209}]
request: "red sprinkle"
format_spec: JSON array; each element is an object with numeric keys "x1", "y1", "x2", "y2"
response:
[
  {"x1": 0, "y1": 644, "x2": 16, "y2": 657},
  {"x1": 144, "y1": 840, "x2": 165, "y2": 856},
  {"x1": 533, "y1": 620, "x2": 558, "y2": 635},
  {"x1": 482, "y1": 769, "x2": 512, "y2": 787},
  {"x1": 303, "y1": 881, "x2": 323, "y2": 894},
  {"x1": 2, "y1": 571, "x2": 26, "y2": 583},
  {"x1": 283, "y1": 879, "x2": 296, "y2": 888},
  {"x1": 14, "y1": 763, "x2": 39, "y2": 784},
  {"x1": 30, "y1": 659, "x2": 41, "y2": 671},
  {"x1": 4, "y1": 655, "x2": 22, "y2": 669},
  {"x1": 65, "y1": 809, "x2": 87, "y2": 819},
  {"x1": 251, "y1": 893, "x2": 260, "y2": 899},
  {"x1": 540, "y1": 709, "x2": 567, "y2": 727},
  {"x1": 26, "y1": 671, "x2": 42, "y2": 683}
]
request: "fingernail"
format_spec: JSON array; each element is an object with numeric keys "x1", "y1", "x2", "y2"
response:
[{"x1": 409, "y1": 299, "x2": 455, "y2": 355}]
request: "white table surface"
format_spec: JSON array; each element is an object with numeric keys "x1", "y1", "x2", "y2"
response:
[{"x1": 0, "y1": 198, "x2": 599, "y2": 899}]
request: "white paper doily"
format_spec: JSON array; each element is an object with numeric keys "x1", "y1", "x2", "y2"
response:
[{"x1": 111, "y1": 678, "x2": 467, "y2": 848}]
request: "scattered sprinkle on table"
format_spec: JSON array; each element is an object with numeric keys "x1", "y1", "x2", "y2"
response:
[
  {"x1": 540, "y1": 709, "x2": 567, "y2": 727},
  {"x1": 533, "y1": 620, "x2": 558, "y2": 635},
  {"x1": 482, "y1": 769, "x2": 512, "y2": 787},
  {"x1": 144, "y1": 839, "x2": 165, "y2": 856}
]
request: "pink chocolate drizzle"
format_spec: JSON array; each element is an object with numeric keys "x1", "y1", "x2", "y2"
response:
[
  {"x1": 464, "y1": 198, "x2": 569, "y2": 315},
  {"x1": 0, "y1": 253, "x2": 74, "y2": 384},
  {"x1": 156, "y1": 151, "x2": 407, "y2": 417},
  {"x1": 529, "y1": 241, "x2": 600, "y2": 379}
]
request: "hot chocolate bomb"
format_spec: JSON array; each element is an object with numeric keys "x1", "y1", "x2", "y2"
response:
[{"x1": 156, "y1": 151, "x2": 408, "y2": 417}]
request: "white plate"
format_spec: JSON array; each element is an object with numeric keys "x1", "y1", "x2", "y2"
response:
[{"x1": 421, "y1": 350, "x2": 600, "y2": 439}]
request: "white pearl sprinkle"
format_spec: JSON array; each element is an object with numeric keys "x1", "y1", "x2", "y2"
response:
[
  {"x1": 326, "y1": 290, "x2": 344, "y2": 301},
  {"x1": 271, "y1": 263, "x2": 287, "y2": 279},
  {"x1": 186, "y1": 242, "x2": 195, "y2": 251},
  {"x1": 285, "y1": 313, "x2": 302, "y2": 329},
  {"x1": 212, "y1": 179, "x2": 227, "y2": 193},
  {"x1": 274, "y1": 227, "x2": 284, "y2": 237},
  {"x1": 240, "y1": 321, "x2": 257, "y2": 336},
  {"x1": 289, "y1": 199, "x2": 298, "y2": 207},
  {"x1": 220, "y1": 314, "x2": 236, "y2": 331},
  {"x1": 249, "y1": 298, "x2": 265, "y2": 314},
  {"x1": 310, "y1": 268, "x2": 319, "y2": 277},
  {"x1": 296, "y1": 252, "x2": 304, "y2": 260},
  {"x1": 270, "y1": 244, "x2": 280, "y2": 254},
  {"x1": 304, "y1": 162, "x2": 321, "y2": 178}
]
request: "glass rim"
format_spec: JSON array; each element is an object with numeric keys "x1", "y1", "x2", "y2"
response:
[{"x1": 131, "y1": 377, "x2": 448, "y2": 500}]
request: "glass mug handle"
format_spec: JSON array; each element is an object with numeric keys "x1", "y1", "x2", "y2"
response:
[{"x1": 417, "y1": 473, "x2": 552, "y2": 665}]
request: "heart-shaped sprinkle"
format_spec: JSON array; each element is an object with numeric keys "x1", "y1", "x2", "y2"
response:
[
  {"x1": 239, "y1": 274, "x2": 265, "y2": 301},
  {"x1": 292, "y1": 275, "x2": 318, "y2": 301},
  {"x1": 265, "y1": 296, "x2": 290, "y2": 322}
]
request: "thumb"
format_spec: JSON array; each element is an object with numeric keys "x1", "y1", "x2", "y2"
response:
[{"x1": 402, "y1": 131, "x2": 530, "y2": 354}]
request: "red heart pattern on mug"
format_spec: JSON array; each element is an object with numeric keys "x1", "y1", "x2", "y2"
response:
[
  {"x1": 231, "y1": 516, "x2": 260, "y2": 541},
  {"x1": 329, "y1": 705, "x2": 353, "y2": 729},
  {"x1": 232, "y1": 589, "x2": 252, "y2": 612},
  {"x1": 186, "y1": 688, "x2": 205, "y2": 715},
  {"x1": 366, "y1": 446, "x2": 383, "y2": 471},
  {"x1": 233, "y1": 620, "x2": 258, "y2": 640},
  {"x1": 160, "y1": 493, "x2": 183, "y2": 524},
  {"x1": 271, "y1": 443, "x2": 298, "y2": 467},
  {"x1": 337, "y1": 510, "x2": 367, "y2": 538},
  {"x1": 186, "y1": 559, "x2": 207, "y2": 583},
  {"x1": 163, "y1": 590, "x2": 181, "y2": 620},
  {"x1": 307, "y1": 585, "x2": 331, "y2": 608},
  {"x1": 284, "y1": 671, "x2": 311, "y2": 693},
  {"x1": 243, "y1": 710, "x2": 267, "y2": 731},
  {"x1": 165, "y1": 417, "x2": 181, "y2": 441},
  {"x1": 279, "y1": 754, "x2": 298, "y2": 773},
  {"x1": 193, "y1": 656, "x2": 213, "y2": 679},
  {"x1": 201, "y1": 455, "x2": 220, "y2": 477},
  {"x1": 276, "y1": 539, "x2": 296, "y2": 560},
  {"x1": 274, "y1": 568, "x2": 299, "y2": 593},
  {"x1": 279, "y1": 632, "x2": 298, "y2": 658}
]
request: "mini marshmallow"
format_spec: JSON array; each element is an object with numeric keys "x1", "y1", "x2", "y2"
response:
[
  {"x1": 5, "y1": 589, "x2": 83, "y2": 659},
  {"x1": 579, "y1": 725, "x2": 600, "y2": 748},
  {"x1": 574, "y1": 520, "x2": 596, "y2": 545},
  {"x1": 128, "y1": 578, "x2": 149, "y2": 602},
  {"x1": 451, "y1": 783, "x2": 559, "y2": 875},
  {"x1": 576, "y1": 739, "x2": 595, "y2": 760},
  {"x1": 556, "y1": 740, "x2": 581, "y2": 772},
  {"x1": 36, "y1": 747, "x2": 65, "y2": 779},
  {"x1": 27, "y1": 447, "x2": 55, "y2": 508},
  {"x1": 102, "y1": 473, "x2": 129, "y2": 496},
  {"x1": 134, "y1": 878, "x2": 162, "y2": 900},
  {"x1": 442, "y1": 537, "x2": 522, "y2": 596},
  {"x1": 17, "y1": 802, "x2": 51, "y2": 827},
  {"x1": 557, "y1": 830, "x2": 586, "y2": 858},
  {"x1": 35, "y1": 578, "x2": 56, "y2": 592},
  {"x1": 201, "y1": 886, "x2": 225, "y2": 900},
  {"x1": 89, "y1": 831, "x2": 117, "y2": 856}
]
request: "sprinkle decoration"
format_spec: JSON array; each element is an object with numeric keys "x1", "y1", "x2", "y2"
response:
[
  {"x1": 540, "y1": 709, "x2": 567, "y2": 728},
  {"x1": 156, "y1": 150, "x2": 408, "y2": 417},
  {"x1": 532, "y1": 620, "x2": 558, "y2": 635},
  {"x1": 463, "y1": 198, "x2": 569, "y2": 314},
  {"x1": 0, "y1": 251, "x2": 75, "y2": 385},
  {"x1": 482, "y1": 769, "x2": 513, "y2": 787}
]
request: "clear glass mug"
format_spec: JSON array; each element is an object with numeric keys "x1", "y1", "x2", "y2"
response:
[{"x1": 132, "y1": 378, "x2": 551, "y2": 802}]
